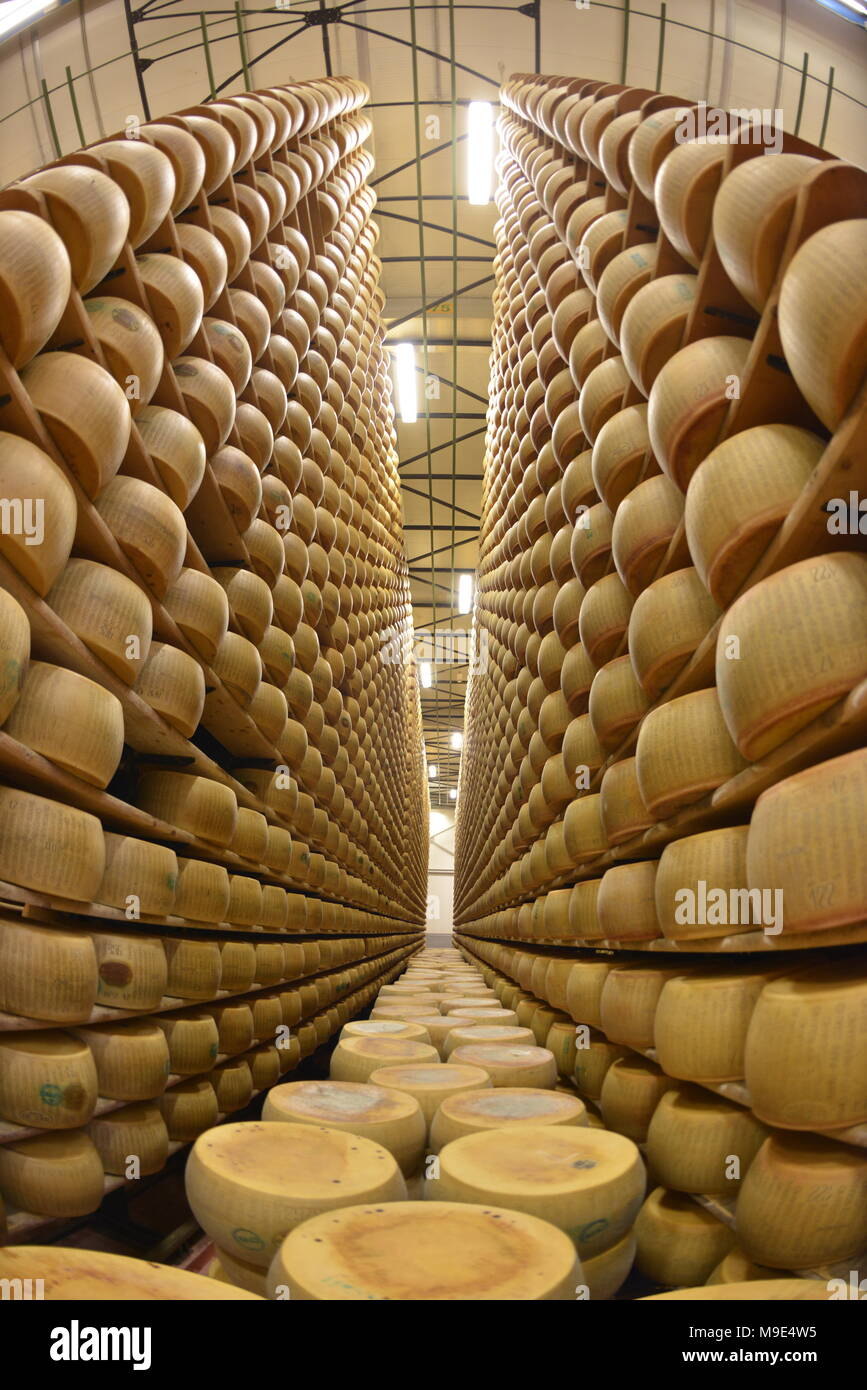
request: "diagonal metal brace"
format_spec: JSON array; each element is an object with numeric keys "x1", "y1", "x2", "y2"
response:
[{"x1": 302, "y1": 4, "x2": 344, "y2": 23}]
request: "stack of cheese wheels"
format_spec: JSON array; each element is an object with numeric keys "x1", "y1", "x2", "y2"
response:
[
  {"x1": 263, "y1": 1080, "x2": 426, "y2": 1176},
  {"x1": 0, "y1": 1246, "x2": 262, "y2": 1299},
  {"x1": 428, "y1": 1125, "x2": 646, "y2": 1262},
  {"x1": 635, "y1": 1186, "x2": 737, "y2": 1287},
  {"x1": 267, "y1": 1201, "x2": 581, "y2": 1300},
  {"x1": 645, "y1": 1086, "x2": 769, "y2": 1194},
  {"x1": 429, "y1": 1087, "x2": 587, "y2": 1151}
]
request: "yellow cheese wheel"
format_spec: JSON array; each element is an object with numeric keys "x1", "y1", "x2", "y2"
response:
[
  {"x1": 83, "y1": 296, "x2": 163, "y2": 417},
  {"x1": 599, "y1": 965, "x2": 682, "y2": 1050},
  {"x1": 330, "y1": 1036, "x2": 439, "y2": 1084},
  {"x1": 596, "y1": 243, "x2": 656, "y2": 345},
  {"x1": 581, "y1": 1229, "x2": 636, "y2": 1300},
  {"x1": 134, "y1": 641, "x2": 205, "y2": 737},
  {"x1": 735, "y1": 1133, "x2": 867, "y2": 1269},
  {"x1": 136, "y1": 406, "x2": 206, "y2": 511},
  {"x1": 209, "y1": 1246, "x2": 268, "y2": 1296},
  {"x1": 0, "y1": 1244, "x2": 261, "y2": 1299},
  {"x1": 0, "y1": 1030, "x2": 98, "y2": 1129},
  {"x1": 208, "y1": 1002, "x2": 253, "y2": 1056},
  {"x1": 267, "y1": 1199, "x2": 581, "y2": 1300},
  {"x1": 0, "y1": 786, "x2": 105, "y2": 902},
  {"x1": 628, "y1": 566, "x2": 720, "y2": 698},
  {"x1": 644, "y1": 1279, "x2": 835, "y2": 1301},
  {"x1": 136, "y1": 250, "x2": 205, "y2": 357},
  {"x1": 430, "y1": 1124, "x2": 645, "y2": 1257},
  {"x1": 635, "y1": 1186, "x2": 736, "y2": 1286},
  {"x1": 94, "y1": 476, "x2": 186, "y2": 598},
  {"x1": 716, "y1": 552, "x2": 867, "y2": 761},
  {"x1": 0, "y1": 1128, "x2": 105, "y2": 1216},
  {"x1": 212, "y1": 632, "x2": 262, "y2": 707},
  {"x1": 443, "y1": 1024, "x2": 535, "y2": 1057},
  {"x1": 185, "y1": 1119, "x2": 406, "y2": 1268},
  {"x1": 213, "y1": 1057, "x2": 254, "y2": 1113},
  {"x1": 654, "y1": 825, "x2": 752, "y2": 942},
  {"x1": 578, "y1": 573, "x2": 633, "y2": 667},
  {"x1": 620, "y1": 273, "x2": 697, "y2": 396},
  {"x1": 654, "y1": 140, "x2": 727, "y2": 268},
  {"x1": 368, "y1": 1062, "x2": 491, "y2": 1127},
  {"x1": 87, "y1": 139, "x2": 175, "y2": 246},
  {"x1": 88, "y1": 1100, "x2": 169, "y2": 1175},
  {"x1": 164, "y1": 937, "x2": 222, "y2": 1000},
  {"x1": 174, "y1": 857, "x2": 229, "y2": 924},
  {"x1": 154, "y1": 1011, "x2": 219, "y2": 1076},
  {"x1": 0, "y1": 209, "x2": 71, "y2": 367},
  {"x1": 0, "y1": 589, "x2": 30, "y2": 724},
  {"x1": 635, "y1": 687, "x2": 747, "y2": 820},
  {"x1": 563, "y1": 960, "x2": 613, "y2": 1031},
  {"x1": 175, "y1": 222, "x2": 228, "y2": 310},
  {"x1": 172, "y1": 357, "x2": 236, "y2": 452},
  {"x1": 0, "y1": 917, "x2": 97, "y2": 1024},
  {"x1": 136, "y1": 772, "x2": 237, "y2": 847},
  {"x1": 20, "y1": 164, "x2": 130, "y2": 293},
  {"x1": 253, "y1": 941, "x2": 283, "y2": 986},
  {"x1": 599, "y1": 1056, "x2": 676, "y2": 1143},
  {"x1": 706, "y1": 1246, "x2": 785, "y2": 1287},
  {"x1": 263, "y1": 1079, "x2": 426, "y2": 1175},
  {"x1": 588, "y1": 655, "x2": 650, "y2": 751},
  {"x1": 445, "y1": 1043, "x2": 557, "y2": 1090},
  {"x1": 227, "y1": 875, "x2": 263, "y2": 928},
  {"x1": 21, "y1": 352, "x2": 131, "y2": 498},
  {"x1": 646, "y1": 1085, "x2": 768, "y2": 1194},
  {"x1": 597, "y1": 862, "x2": 661, "y2": 942},
  {"x1": 746, "y1": 748, "x2": 867, "y2": 934},
  {"x1": 74, "y1": 1018, "x2": 170, "y2": 1099},
  {"x1": 159, "y1": 1076, "x2": 218, "y2": 1139},
  {"x1": 48, "y1": 558, "x2": 152, "y2": 684},
  {"x1": 164, "y1": 567, "x2": 229, "y2": 663},
  {"x1": 627, "y1": 107, "x2": 694, "y2": 201},
  {"x1": 599, "y1": 757, "x2": 655, "y2": 847},
  {"x1": 654, "y1": 962, "x2": 776, "y2": 1082},
  {"x1": 0, "y1": 433, "x2": 76, "y2": 595},
  {"x1": 611, "y1": 473, "x2": 684, "y2": 597},
  {"x1": 744, "y1": 962, "x2": 867, "y2": 1132},
  {"x1": 778, "y1": 218, "x2": 867, "y2": 430},
  {"x1": 430, "y1": 1086, "x2": 587, "y2": 1152},
  {"x1": 406, "y1": 1015, "x2": 466, "y2": 1055},
  {"x1": 88, "y1": 930, "x2": 167, "y2": 1011},
  {"x1": 648, "y1": 336, "x2": 751, "y2": 491},
  {"x1": 5, "y1": 661, "x2": 123, "y2": 788}
]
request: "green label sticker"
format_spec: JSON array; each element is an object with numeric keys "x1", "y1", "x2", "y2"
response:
[{"x1": 39, "y1": 1083, "x2": 64, "y2": 1107}]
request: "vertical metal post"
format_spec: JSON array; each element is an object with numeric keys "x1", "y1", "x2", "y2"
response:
[
  {"x1": 235, "y1": 2, "x2": 251, "y2": 91},
  {"x1": 449, "y1": 0, "x2": 459, "y2": 768},
  {"x1": 41, "y1": 79, "x2": 61, "y2": 158},
  {"x1": 534, "y1": 0, "x2": 541, "y2": 74},
  {"x1": 656, "y1": 2, "x2": 667, "y2": 92},
  {"x1": 65, "y1": 66, "x2": 85, "y2": 148},
  {"x1": 122, "y1": 0, "x2": 151, "y2": 120},
  {"x1": 819, "y1": 66, "x2": 834, "y2": 148},
  {"x1": 200, "y1": 14, "x2": 217, "y2": 100},
  {"x1": 621, "y1": 0, "x2": 630, "y2": 85},
  {"x1": 794, "y1": 51, "x2": 809, "y2": 136}
]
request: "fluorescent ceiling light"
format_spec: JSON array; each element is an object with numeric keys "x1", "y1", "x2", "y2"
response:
[
  {"x1": 450, "y1": 731, "x2": 463, "y2": 750},
  {"x1": 394, "y1": 341, "x2": 417, "y2": 424},
  {"x1": 449, "y1": 788, "x2": 458, "y2": 801},
  {"x1": 467, "y1": 101, "x2": 494, "y2": 205},
  {"x1": 419, "y1": 661, "x2": 433, "y2": 689},
  {"x1": 457, "y1": 572, "x2": 474, "y2": 614},
  {"x1": 428, "y1": 764, "x2": 438, "y2": 779},
  {"x1": 0, "y1": 0, "x2": 57, "y2": 41}
]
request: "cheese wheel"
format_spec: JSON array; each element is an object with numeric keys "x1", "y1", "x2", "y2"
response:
[
  {"x1": 164, "y1": 937, "x2": 222, "y2": 1000},
  {"x1": 654, "y1": 825, "x2": 752, "y2": 942},
  {"x1": 0, "y1": 1129, "x2": 104, "y2": 1216},
  {"x1": 596, "y1": 243, "x2": 656, "y2": 345},
  {"x1": 599, "y1": 758, "x2": 655, "y2": 847},
  {"x1": 654, "y1": 141, "x2": 727, "y2": 268},
  {"x1": 88, "y1": 930, "x2": 167, "y2": 1011},
  {"x1": 154, "y1": 1011, "x2": 219, "y2": 1076},
  {"x1": 0, "y1": 917, "x2": 97, "y2": 1024},
  {"x1": 716, "y1": 553, "x2": 867, "y2": 761},
  {"x1": 0, "y1": 1031, "x2": 98, "y2": 1129},
  {"x1": 175, "y1": 222, "x2": 228, "y2": 310},
  {"x1": 579, "y1": 573, "x2": 633, "y2": 667},
  {"x1": 599, "y1": 1056, "x2": 676, "y2": 1143},
  {"x1": 627, "y1": 107, "x2": 694, "y2": 201},
  {"x1": 0, "y1": 433, "x2": 76, "y2": 595},
  {"x1": 136, "y1": 406, "x2": 206, "y2": 511},
  {"x1": 159, "y1": 1076, "x2": 219, "y2": 1139},
  {"x1": 263, "y1": 1080, "x2": 426, "y2": 1175},
  {"x1": 48, "y1": 558, "x2": 152, "y2": 683},
  {"x1": 647, "y1": 1085, "x2": 768, "y2": 1196},
  {"x1": 21, "y1": 352, "x2": 130, "y2": 498},
  {"x1": 430, "y1": 1124, "x2": 645, "y2": 1257},
  {"x1": 208, "y1": 1003, "x2": 253, "y2": 1057},
  {"x1": 213, "y1": 1058, "x2": 253, "y2": 1113},
  {"x1": 620, "y1": 273, "x2": 697, "y2": 395},
  {"x1": 267, "y1": 1199, "x2": 580, "y2": 1300},
  {"x1": 212, "y1": 632, "x2": 262, "y2": 707},
  {"x1": 402, "y1": 1015, "x2": 464, "y2": 1055},
  {"x1": 172, "y1": 357, "x2": 236, "y2": 452},
  {"x1": 20, "y1": 164, "x2": 130, "y2": 293},
  {"x1": 447, "y1": 1008, "x2": 519, "y2": 1026},
  {"x1": 227, "y1": 875, "x2": 263, "y2": 928},
  {"x1": 599, "y1": 966, "x2": 682, "y2": 1050},
  {"x1": 446, "y1": 1044, "x2": 557, "y2": 1090},
  {"x1": 430, "y1": 1087, "x2": 587, "y2": 1152},
  {"x1": 88, "y1": 1100, "x2": 169, "y2": 1175},
  {"x1": 164, "y1": 567, "x2": 229, "y2": 663},
  {"x1": 210, "y1": 1245, "x2": 268, "y2": 1296},
  {"x1": 644, "y1": 1279, "x2": 835, "y2": 1301},
  {"x1": 94, "y1": 476, "x2": 186, "y2": 598},
  {"x1": 0, "y1": 786, "x2": 105, "y2": 902},
  {"x1": 253, "y1": 941, "x2": 283, "y2": 985},
  {"x1": 582, "y1": 1229, "x2": 636, "y2": 1300},
  {"x1": 136, "y1": 251, "x2": 204, "y2": 358},
  {"x1": 648, "y1": 336, "x2": 751, "y2": 491},
  {"x1": 636, "y1": 687, "x2": 747, "y2": 820},
  {"x1": 330, "y1": 1036, "x2": 439, "y2": 1084},
  {"x1": 73, "y1": 1018, "x2": 169, "y2": 1100},
  {"x1": 706, "y1": 1246, "x2": 784, "y2": 1287},
  {"x1": 744, "y1": 962, "x2": 867, "y2": 1131},
  {"x1": 611, "y1": 473, "x2": 684, "y2": 597},
  {"x1": 96, "y1": 834, "x2": 177, "y2": 918},
  {"x1": 0, "y1": 209, "x2": 71, "y2": 367},
  {"x1": 251, "y1": 994, "x2": 282, "y2": 1042},
  {"x1": 654, "y1": 963, "x2": 775, "y2": 1082},
  {"x1": 0, "y1": 1244, "x2": 261, "y2": 1299},
  {"x1": 4, "y1": 661, "x2": 123, "y2": 788},
  {"x1": 628, "y1": 566, "x2": 720, "y2": 698},
  {"x1": 0, "y1": 589, "x2": 30, "y2": 724},
  {"x1": 136, "y1": 772, "x2": 237, "y2": 846},
  {"x1": 368, "y1": 1063, "x2": 491, "y2": 1127},
  {"x1": 747, "y1": 748, "x2": 867, "y2": 934},
  {"x1": 87, "y1": 139, "x2": 175, "y2": 246},
  {"x1": 588, "y1": 655, "x2": 650, "y2": 751},
  {"x1": 443, "y1": 1025, "x2": 535, "y2": 1057},
  {"x1": 134, "y1": 641, "x2": 205, "y2": 737},
  {"x1": 635, "y1": 1187, "x2": 737, "y2": 1286},
  {"x1": 597, "y1": 862, "x2": 661, "y2": 942},
  {"x1": 83, "y1": 296, "x2": 163, "y2": 416},
  {"x1": 174, "y1": 857, "x2": 229, "y2": 924},
  {"x1": 735, "y1": 1133, "x2": 867, "y2": 1269},
  {"x1": 185, "y1": 1120, "x2": 407, "y2": 1268},
  {"x1": 248, "y1": 682, "x2": 288, "y2": 745},
  {"x1": 563, "y1": 961, "x2": 613, "y2": 1031},
  {"x1": 778, "y1": 218, "x2": 867, "y2": 430}
]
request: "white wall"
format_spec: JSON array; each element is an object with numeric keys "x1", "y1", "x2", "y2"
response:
[{"x1": 427, "y1": 806, "x2": 455, "y2": 942}]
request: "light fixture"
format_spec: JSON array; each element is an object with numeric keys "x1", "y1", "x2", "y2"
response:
[
  {"x1": 419, "y1": 661, "x2": 433, "y2": 689},
  {"x1": 814, "y1": 0, "x2": 867, "y2": 17},
  {"x1": 0, "y1": 0, "x2": 58, "y2": 41},
  {"x1": 450, "y1": 731, "x2": 463, "y2": 750},
  {"x1": 457, "y1": 572, "x2": 474, "y2": 614},
  {"x1": 428, "y1": 764, "x2": 438, "y2": 779},
  {"x1": 394, "y1": 341, "x2": 417, "y2": 424},
  {"x1": 467, "y1": 101, "x2": 494, "y2": 205},
  {"x1": 449, "y1": 788, "x2": 457, "y2": 801}
]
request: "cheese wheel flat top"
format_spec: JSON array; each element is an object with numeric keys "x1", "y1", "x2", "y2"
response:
[
  {"x1": 450, "y1": 1044, "x2": 554, "y2": 1069},
  {"x1": 341, "y1": 1021, "x2": 430, "y2": 1039},
  {"x1": 189, "y1": 1120, "x2": 400, "y2": 1200},
  {"x1": 437, "y1": 1125, "x2": 639, "y2": 1196},
  {"x1": 437, "y1": 1088, "x2": 586, "y2": 1128},
  {"x1": 268, "y1": 1200, "x2": 580, "y2": 1300},
  {"x1": 0, "y1": 1245, "x2": 262, "y2": 1299},
  {"x1": 265, "y1": 1080, "x2": 421, "y2": 1124}
]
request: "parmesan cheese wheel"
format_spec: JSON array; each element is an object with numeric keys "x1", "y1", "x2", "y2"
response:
[
  {"x1": 588, "y1": 655, "x2": 650, "y2": 750},
  {"x1": 0, "y1": 1129, "x2": 105, "y2": 1216},
  {"x1": 716, "y1": 553, "x2": 867, "y2": 761},
  {"x1": 599, "y1": 1056, "x2": 676, "y2": 1143},
  {"x1": 89, "y1": 1100, "x2": 169, "y2": 1175},
  {"x1": 137, "y1": 251, "x2": 204, "y2": 358},
  {"x1": 0, "y1": 917, "x2": 97, "y2": 1024},
  {"x1": 185, "y1": 1120, "x2": 407, "y2": 1268},
  {"x1": 368, "y1": 1062, "x2": 491, "y2": 1127},
  {"x1": 136, "y1": 772, "x2": 237, "y2": 847},
  {"x1": 0, "y1": 434, "x2": 76, "y2": 595},
  {"x1": 134, "y1": 641, "x2": 205, "y2": 737},
  {"x1": 599, "y1": 966, "x2": 682, "y2": 1051},
  {"x1": 140, "y1": 121, "x2": 206, "y2": 212},
  {"x1": 654, "y1": 963, "x2": 774, "y2": 1082},
  {"x1": 154, "y1": 1011, "x2": 219, "y2": 1076},
  {"x1": 402, "y1": 1015, "x2": 463, "y2": 1055},
  {"x1": 744, "y1": 962, "x2": 867, "y2": 1131},
  {"x1": 611, "y1": 473, "x2": 684, "y2": 596},
  {"x1": 267, "y1": 1199, "x2": 581, "y2": 1300},
  {"x1": 253, "y1": 941, "x2": 283, "y2": 986},
  {"x1": 48, "y1": 558, "x2": 152, "y2": 684},
  {"x1": 96, "y1": 833, "x2": 177, "y2": 917},
  {"x1": 175, "y1": 222, "x2": 228, "y2": 311},
  {"x1": 684, "y1": 424, "x2": 822, "y2": 608},
  {"x1": 88, "y1": 139, "x2": 175, "y2": 246},
  {"x1": 654, "y1": 141, "x2": 728, "y2": 268},
  {"x1": 0, "y1": 589, "x2": 30, "y2": 724},
  {"x1": 596, "y1": 243, "x2": 656, "y2": 345},
  {"x1": 735, "y1": 1133, "x2": 867, "y2": 1269},
  {"x1": 564, "y1": 960, "x2": 613, "y2": 1030},
  {"x1": 172, "y1": 357, "x2": 236, "y2": 452},
  {"x1": 648, "y1": 336, "x2": 751, "y2": 492},
  {"x1": 430, "y1": 1087, "x2": 587, "y2": 1152},
  {"x1": 627, "y1": 107, "x2": 694, "y2": 201},
  {"x1": 628, "y1": 567, "x2": 720, "y2": 698},
  {"x1": 620, "y1": 273, "x2": 697, "y2": 396},
  {"x1": 706, "y1": 1246, "x2": 784, "y2": 1287},
  {"x1": 21, "y1": 352, "x2": 131, "y2": 498},
  {"x1": 635, "y1": 1187, "x2": 736, "y2": 1287},
  {"x1": 578, "y1": 573, "x2": 633, "y2": 667},
  {"x1": 164, "y1": 937, "x2": 222, "y2": 1000},
  {"x1": 21, "y1": 164, "x2": 130, "y2": 293},
  {"x1": 251, "y1": 994, "x2": 282, "y2": 1042},
  {"x1": 164, "y1": 567, "x2": 229, "y2": 663},
  {"x1": 430, "y1": 1124, "x2": 645, "y2": 1257},
  {"x1": 159, "y1": 1076, "x2": 219, "y2": 1139},
  {"x1": 174, "y1": 857, "x2": 229, "y2": 924},
  {"x1": 644, "y1": 1279, "x2": 835, "y2": 1301},
  {"x1": 228, "y1": 875, "x2": 263, "y2": 928},
  {"x1": 443, "y1": 1025, "x2": 535, "y2": 1057},
  {"x1": 0, "y1": 786, "x2": 105, "y2": 902},
  {"x1": 83, "y1": 296, "x2": 163, "y2": 417},
  {"x1": 654, "y1": 826, "x2": 752, "y2": 942},
  {"x1": 0, "y1": 209, "x2": 71, "y2": 366},
  {"x1": 778, "y1": 218, "x2": 867, "y2": 430},
  {"x1": 264, "y1": 1080, "x2": 426, "y2": 1175},
  {"x1": 581, "y1": 1229, "x2": 636, "y2": 1300},
  {"x1": 212, "y1": 632, "x2": 262, "y2": 707},
  {"x1": 330, "y1": 1036, "x2": 439, "y2": 1084},
  {"x1": 5, "y1": 662, "x2": 123, "y2": 787},
  {"x1": 0, "y1": 1243, "x2": 261, "y2": 1298},
  {"x1": 0, "y1": 1030, "x2": 98, "y2": 1129},
  {"x1": 648, "y1": 1084, "x2": 769, "y2": 1196},
  {"x1": 711, "y1": 154, "x2": 817, "y2": 309},
  {"x1": 596, "y1": 862, "x2": 661, "y2": 942},
  {"x1": 208, "y1": 1002, "x2": 253, "y2": 1056},
  {"x1": 87, "y1": 931, "x2": 168, "y2": 1013},
  {"x1": 94, "y1": 476, "x2": 186, "y2": 598},
  {"x1": 213, "y1": 1058, "x2": 253, "y2": 1113},
  {"x1": 446, "y1": 1044, "x2": 557, "y2": 1090},
  {"x1": 635, "y1": 687, "x2": 747, "y2": 820},
  {"x1": 209, "y1": 1246, "x2": 268, "y2": 1296},
  {"x1": 599, "y1": 757, "x2": 655, "y2": 847}
]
